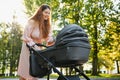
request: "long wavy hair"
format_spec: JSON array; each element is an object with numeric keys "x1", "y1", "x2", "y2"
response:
[{"x1": 30, "y1": 4, "x2": 51, "y2": 39}]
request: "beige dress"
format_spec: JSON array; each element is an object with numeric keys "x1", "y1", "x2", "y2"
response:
[{"x1": 17, "y1": 20, "x2": 53, "y2": 80}]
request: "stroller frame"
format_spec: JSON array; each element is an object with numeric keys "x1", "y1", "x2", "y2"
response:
[{"x1": 28, "y1": 44, "x2": 90, "y2": 80}]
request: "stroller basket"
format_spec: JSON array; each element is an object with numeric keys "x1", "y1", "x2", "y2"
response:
[{"x1": 36, "y1": 46, "x2": 90, "y2": 67}]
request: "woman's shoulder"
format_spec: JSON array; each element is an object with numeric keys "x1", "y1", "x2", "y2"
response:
[
  {"x1": 26, "y1": 19, "x2": 37, "y2": 27},
  {"x1": 25, "y1": 19, "x2": 37, "y2": 29},
  {"x1": 27, "y1": 19, "x2": 36, "y2": 25}
]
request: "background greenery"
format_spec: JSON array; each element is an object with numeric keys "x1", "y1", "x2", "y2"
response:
[{"x1": 0, "y1": 0, "x2": 120, "y2": 77}]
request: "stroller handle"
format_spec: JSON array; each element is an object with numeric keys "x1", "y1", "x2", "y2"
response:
[
  {"x1": 35, "y1": 43, "x2": 48, "y2": 48},
  {"x1": 26, "y1": 43, "x2": 48, "y2": 48}
]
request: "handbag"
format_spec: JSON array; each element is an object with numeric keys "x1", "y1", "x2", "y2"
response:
[{"x1": 29, "y1": 50, "x2": 51, "y2": 78}]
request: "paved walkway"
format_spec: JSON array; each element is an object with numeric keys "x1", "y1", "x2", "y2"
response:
[{"x1": 0, "y1": 78, "x2": 120, "y2": 80}]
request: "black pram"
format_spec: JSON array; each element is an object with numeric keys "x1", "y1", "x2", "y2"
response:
[{"x1": 27, "y1": 24, "x2": 91, "y2": 80}]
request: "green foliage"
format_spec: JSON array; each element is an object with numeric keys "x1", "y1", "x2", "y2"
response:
[
  {"x1": 0, "y1": 21, "x2": 23, "y2": 75},
  {"x1": 23, "y1": 0, "x2": 120, "y2": 75}
]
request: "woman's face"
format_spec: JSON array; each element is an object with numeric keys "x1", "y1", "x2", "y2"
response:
[{"x1": 42, "y1": 8, "x2": 50, "y2": 20}]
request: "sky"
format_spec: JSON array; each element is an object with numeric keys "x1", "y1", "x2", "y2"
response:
[{"x1": 0, "y1": 0, "x2": 27, "y2": 26}]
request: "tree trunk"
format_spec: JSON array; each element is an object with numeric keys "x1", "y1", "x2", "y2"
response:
[
  {"x1": 116, "y1": 60, "x2": 120, "y2": 74},
  {"x1": 92, "y1": 47, "x2": 98, "y2": 75},
  {"x1": 10, "y1": 46, "x2": 14, "y2": 76},
  {"x1": 92, "y1": 25, "x2": 98, "y2": 75}
]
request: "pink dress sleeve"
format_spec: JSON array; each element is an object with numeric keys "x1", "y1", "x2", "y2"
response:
[
  {"x1": 21, "y1": 21, "x2": 35, "y2": 46},
  {"x1": 46, "y1": 30, "x2": 55, "y2": 46}
]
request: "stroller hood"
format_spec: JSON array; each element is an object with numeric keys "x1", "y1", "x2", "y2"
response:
[{"x1": 55, "y1": 24, "x2": 91, "y2": 48}]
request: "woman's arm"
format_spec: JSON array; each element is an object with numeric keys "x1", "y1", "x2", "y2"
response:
[
  {"x1": 21, "y1": 20, "x2": 35, "y2": 47},
  {"x1": 46, "y1": 32, "x2": 55, "y2": 46}
]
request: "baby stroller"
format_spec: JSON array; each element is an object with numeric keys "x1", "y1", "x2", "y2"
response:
[{"x1": 27, "y1": 24, "x2": 91, "y2": 80}]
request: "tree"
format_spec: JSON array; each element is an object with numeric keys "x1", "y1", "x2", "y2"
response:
[
  {"x1": 0, "y1": 23, "x2": 9, "y2": 75},
  {"x1": 102, "y1": 21, "x2": 120, "y2": 74},
  {"x1": 81, "y1": 0, "x2": 114, "y2": 75},
  {"x1": 8, "y1": 15, "x2": 23, "y2": 76},
  {"x1": 57, "y1": 0, "x2": 114, "y2": 75},
  {"x1": 0, "y1": 15, "x2": 23, "y2": 75},
  {"x1": 101, "y1": 1, "x2": 120, "y2": 73}
]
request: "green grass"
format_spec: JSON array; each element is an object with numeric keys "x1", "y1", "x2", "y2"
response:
[
  {"x1": 99, "y1": 74, "x2": 120, "y2": 78},
  {"x1": 83, "y1": 73, "x2": 120, "y2": 78},
  {"x1": 48, "y1": 73, "x2": 120, "y2": 78},
  {"x1": 0, "y1": 76, "x2": 18, "y2": 78}
]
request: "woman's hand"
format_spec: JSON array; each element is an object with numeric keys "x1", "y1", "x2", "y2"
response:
[
  {"x1": 47, "y1": 40, "x2": 55, "y2": 46},
  {"x1": 27, "y1": 41, "x2": 35, "y2": 47}
]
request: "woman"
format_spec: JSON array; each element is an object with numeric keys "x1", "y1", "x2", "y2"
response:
[{"x1": 17, "y1": 4, "x2": 54, "y2": 80}]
